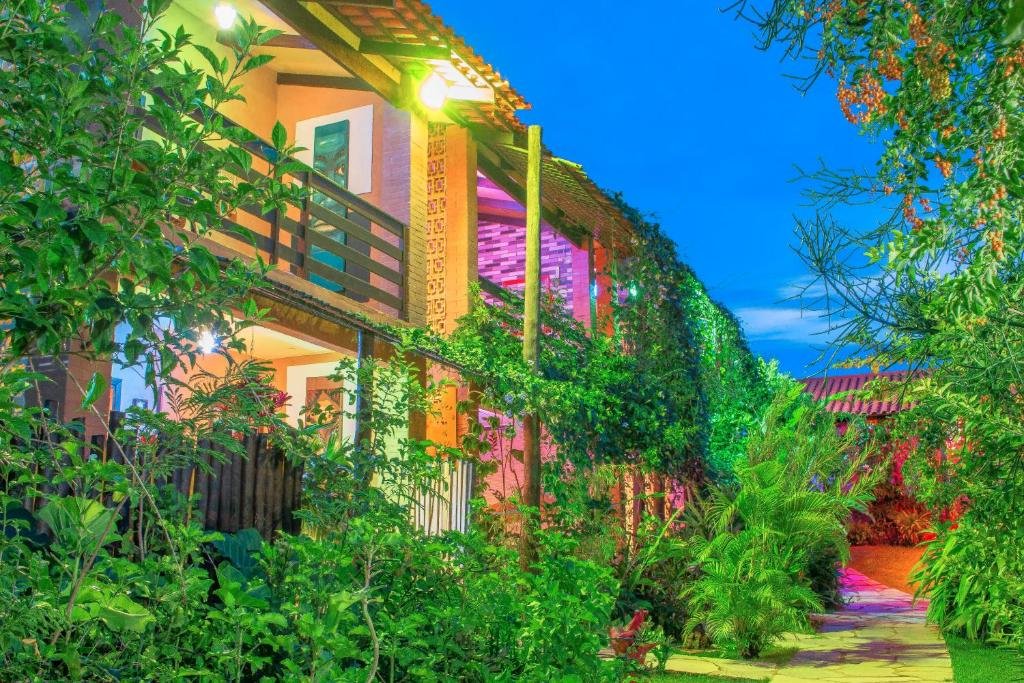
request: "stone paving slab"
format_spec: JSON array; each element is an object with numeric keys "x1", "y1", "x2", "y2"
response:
[
  {"x1": 664, "y1": 652, "x2": 775, "y2": 680},
  {"x1": 664, "y1": 568, "x2": 953, "y2": 682}
]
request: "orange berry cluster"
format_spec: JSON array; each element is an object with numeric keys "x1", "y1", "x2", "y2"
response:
[
  {"x1": 999, "y1": 46, "x2": 1024, "y2": 77},
  {"x1": 993, "y1": 116, "x2": 1008, "y2": 141},
  {"x1": 902, "y1": 194, "x2": 924, "y2": 230},
  {"x1": 990, "y1": 185, "x2": 1009, "y2": 204},
  {"x1": 987, "y1": 230, "x2": 1005, "y2": 260},
  {"x1": 908, "y1": 9, "x2": 931, "y2": 47},
  {"x1": 933, "y1": 155, "x2": 953, "y2": 179},
  {"x1": 972, "y1": 149, "x2": 986, "y2": 179},
  {"x1": 821, "y1": 0, "x2": 842, "y2": 23},
  {"x1": 874, "y1": 49, "x2": 904, "y2": 81},
  {"x1": 837, "y1": 72, "x2": 887, "y2": 124}
]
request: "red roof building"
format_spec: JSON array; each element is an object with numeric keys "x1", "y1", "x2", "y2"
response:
[{"x1": 801, "y1": 371, "x2": 917, "y2": 419}]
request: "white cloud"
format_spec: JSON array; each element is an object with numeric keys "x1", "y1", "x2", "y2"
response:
[
  {"x1": 775, "y1": 274, "x2": 829, "y2": 301},
  {"x1": 735, "y1": 306, "x2": 833, "y2": 344}
]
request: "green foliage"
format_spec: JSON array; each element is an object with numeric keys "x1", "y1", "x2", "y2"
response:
[
  {"x1": 613, "y1": 509, "x2": 695, "y2": 642},
  {"x1": 684, "y1": 388, "x2": 877, "y2": 658},
  {"x1": 737, "y1": 0, "x2": 1024, "y2": 652},
  {"x1": 912, "y1": 502, "x2": 1024, "y2": 649},
  {"x1": 612, "y1": 198, "x2": 774, "y2": 483}
]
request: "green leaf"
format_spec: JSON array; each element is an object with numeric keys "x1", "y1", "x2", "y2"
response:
[
  {"x1": 271, "y1": 121, "x2": 287, "y2": 151},
  {"x1": 1005, "y1": 0, "x2": 1024, "y2": 44},
  {"x1": 38, "y1": 497, "x2": 118, "y2": 550},
  {"x1": 211, "y1": 528, "x2": 264, "y2": 578},
  {"x1": 98, "y1": 594, "x2": 155, "y2": 633},
  {"x1": 193, "y1": 44, "x2": 225, "y2": 76},
  {"x1": 81, "y1": 371, "x2": 107, "y2": 409},
  {"x1": 73, "y1": 586, "x2": 154, "y2": 633}
]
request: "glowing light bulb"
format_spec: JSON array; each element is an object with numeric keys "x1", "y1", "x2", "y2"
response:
[
  {"x1": 198, "y1": 329, "x2": 219, "y2": 354},
  {"x1": 418, "y1": 71, "x2": 449, "y2": 110},
  {"x1": 214, "y1": 3, "x2": 237, "y2": 30},
  {"x1": 628, "y1": 284, "x2": 639, "y2": 298}
]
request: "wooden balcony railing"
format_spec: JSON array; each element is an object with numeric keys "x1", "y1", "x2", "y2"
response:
[{"x1": 146, "y1": 106, "x2": 409, "y2": 318}]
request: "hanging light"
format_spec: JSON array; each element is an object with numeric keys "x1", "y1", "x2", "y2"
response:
[
  {"x1": 214, "y1": 3, "x2": 237, "y2": 30},
  {"x1": 198, "y1": 329, "x2": 219, "y2": 354},
  {"x1": 418, "y1": 71, "x2": 450, "y2": 110}
]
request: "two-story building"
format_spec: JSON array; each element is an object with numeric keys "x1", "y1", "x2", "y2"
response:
[{"x1": 39, "y1": 0, "x2": 637, "y2": 538}]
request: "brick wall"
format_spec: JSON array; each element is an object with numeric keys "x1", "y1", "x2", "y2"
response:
[{"x1": 477, "y1": 221, "x2": 576, "y2": 308}]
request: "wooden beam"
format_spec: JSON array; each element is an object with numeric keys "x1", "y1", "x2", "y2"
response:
[
  {"x1": 478, "y1": 213, "x2": 525, "y2": 228},
  {"x1": 260, "y1": 0, "x2": 400, "y2": 102},
  {"x1": 476, "y1": 149, "x2": 589, "y2": 247},
  {"x1": 519, "y1": 124, "x2": 542, "y2": 573},
  {"x1": 469, "y1": 125, "x2": 527, "y2": 148},
  {"x1": 314, "y1": 0, "x2": 396, "y2": 7},
  {"x1": 216, "y1": 31, "x2": 316, "y2": 50},
  {"x1": 276, "y1": 73, "x2": 374, "y2": 91},
  {"x1": 359, "y1": 39, "x2": 450, "y2": 60}
]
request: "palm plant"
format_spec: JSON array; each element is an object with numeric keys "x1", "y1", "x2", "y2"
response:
[{"x1": 684, "y1": 386, "x2": 878, "y2": 658}]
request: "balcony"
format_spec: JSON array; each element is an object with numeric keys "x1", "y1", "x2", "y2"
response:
[
  {"x1": 149, "y1": 1, "x2": 413, "y2": 320},
  {"x1": 163, "y1": 109, "x2": 409, "y2": 319}
]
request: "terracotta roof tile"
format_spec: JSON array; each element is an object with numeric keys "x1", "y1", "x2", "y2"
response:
[
  {"x1": 801, "y1": 370, "x2": 918, "y2": 416},
  {"x1": 324, "y1": 0, "x2": 529, "y2": 131}
]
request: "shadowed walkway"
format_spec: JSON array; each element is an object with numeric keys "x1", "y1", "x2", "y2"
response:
[
  {"x1": 772, "y1": 569, "x2": 952, "y2": 682},
  {"x1": 666, "y1": 568, "x2": 953, "y2": 682}
]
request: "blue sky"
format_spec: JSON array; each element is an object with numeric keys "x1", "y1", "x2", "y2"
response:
[{"x1": 431, "y1": 0, "x2": 883, "y2": 376}]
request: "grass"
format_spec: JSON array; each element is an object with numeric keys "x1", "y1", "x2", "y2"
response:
[
  {"x1": 848, "y1": 544, "x2": 925, "y2": 594},
  {"x1": 946, "y1": 635, "x2": 1024, "y2": 683}
]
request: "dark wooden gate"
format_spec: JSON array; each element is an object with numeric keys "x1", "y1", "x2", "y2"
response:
[
  {"x1": 99, "y1": 413, "x2": 303, "y2": 541},
  {"x1": 169, "y1": 431, "x2": 304, "y2": 540}
]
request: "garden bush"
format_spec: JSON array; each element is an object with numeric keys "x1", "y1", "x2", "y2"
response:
[
  {"x1": 737, "y1": 0, "x2": 1024, "y2": 654},
  {"x1": 913, "y1": 511, "x2": 1024, "y2": 651},
  {"x1": 0, "y1": 352, "x2": 621, "y2": 680},
  {"x1": 683, "y1": 386, "x2": 877, "y2": 658}
]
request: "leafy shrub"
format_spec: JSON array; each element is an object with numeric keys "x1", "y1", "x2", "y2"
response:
[
  {"x1": 613, "y1": 509, "x2": 695, "y2": 642},
  {"x1": 913, "y1": 503, "x2": 1024, "y2": 650},
  {"x1": 684, "y1": 387, "x2": 876, "y2": 658},
  {"x1": 847, "y1": 477, "x2": 931, "y2": 547}
]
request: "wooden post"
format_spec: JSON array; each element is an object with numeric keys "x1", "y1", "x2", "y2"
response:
[
  {"x1": 520, "y1": 125, "x2": 542, "y2": 572},
  {"x1": 355, "y1": 329, "x2": 376, "y2": 494},
  {"x1": 652, "y1": 473, "x2": 666, "y2": 521}
]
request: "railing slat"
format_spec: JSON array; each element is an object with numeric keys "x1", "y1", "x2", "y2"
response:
[
  {"x1": 306, "y1": 202, "x2": 404, "y2": 261},
  {"x1": 305, "y1": 260, "x2": 404, "y2": 311},
  {"x1": 305, "y1": 172, "x2": 405, "y2": 238},
  {"x1": 306, "y1": 228, "x2": 402, "y2": 285}
]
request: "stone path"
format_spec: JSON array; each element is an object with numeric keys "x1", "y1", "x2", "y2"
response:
[{"x1": 665, "y1": 568, "x2": 954, "y2": 682}]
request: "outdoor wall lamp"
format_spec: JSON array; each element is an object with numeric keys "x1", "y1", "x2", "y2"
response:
[
  {"x1": 198, "y1": 329, "x2": 220, "y2": 355},
  {"x1": 214, "y1": 3, "x2": 237, "y2": 30},
  {"x1": 418, "y1": 71, "x2": 450, "y2": 110}
]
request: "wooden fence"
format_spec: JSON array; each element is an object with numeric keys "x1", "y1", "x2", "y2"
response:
[
  {"x1": 167, "y1": 432, "x2": 303, "y2": 539},
  {"x1": 14, "y1": 412, "x2": 479, "y2": 541},
  {"x1": 93, "y1": 413, "x2": 302, "y2": 541}
]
